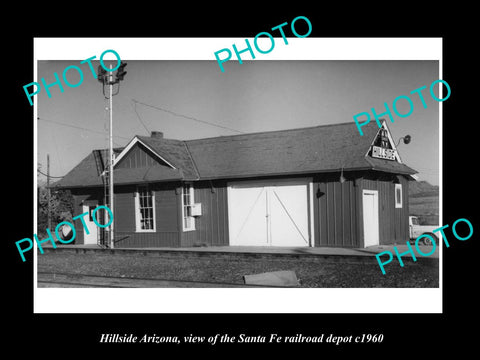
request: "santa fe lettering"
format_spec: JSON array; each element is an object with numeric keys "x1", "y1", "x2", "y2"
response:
[{"x1": 237, "y1": 334, "x2": 267, "y2": 343}]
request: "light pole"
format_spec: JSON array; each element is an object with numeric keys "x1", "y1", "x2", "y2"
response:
[
  {"x1": 97, "y1": 61, "x2": 127, "y2": 248},
  {"x1": 47, "y1": 154, "x2": 51, "y2": 230}
]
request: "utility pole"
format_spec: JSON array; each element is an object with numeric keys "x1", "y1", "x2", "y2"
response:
[
  {"x1": 108, "y1": 64, "x2": 114, "y2": 249},
  {"x1": 97, "y1": 59, "x2": 127, "y2": 249},
  {"x1": 47, "y1": 154, "x2": 51, "y2": 230}
]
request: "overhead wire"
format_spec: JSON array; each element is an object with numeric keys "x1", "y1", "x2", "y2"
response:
[
  {"x1": 37, "y1": 117, "x2": 131, "y2": 141},
  {"x1": 131, "y1": 99, "x2": 245, "y2": 134},
  {"x1": 38, "y1": 96, "x2": 244, "y2": 191},
  {"x1": 39, "y1": 117, "x2": 66, "y2": 177},
  {"x1": 131, "y1": 100, "x2": 151, "y2": 135},
  {"x1": 37, "y1": 169, "x2": 64, "y2": 178}
]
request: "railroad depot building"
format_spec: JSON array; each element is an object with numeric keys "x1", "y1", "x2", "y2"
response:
[{"x1": 53, "y1": 120, "x2": 417, "y2": 249}]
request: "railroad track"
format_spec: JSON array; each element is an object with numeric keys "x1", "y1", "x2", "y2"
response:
[{"x1": 37, "y1": 271, "x2": 280, "y2": 288}]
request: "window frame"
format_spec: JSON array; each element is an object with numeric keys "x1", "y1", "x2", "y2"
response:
[
  {"x1": 395, "y1": 183, "x2": 403, "y2": 208},
  {"x1": 182, "y1": 183, "x2": 195, "y2": 232},
  {"x1": 135, "y1": 186, "x2": 156, "y2": 232}
]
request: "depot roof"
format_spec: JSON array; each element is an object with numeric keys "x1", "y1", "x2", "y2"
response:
[{"x1": 52, "y1": 120, "x2": 417, "y2": 188}]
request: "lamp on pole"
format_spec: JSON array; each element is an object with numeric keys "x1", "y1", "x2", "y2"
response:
[
  {"x1": 396, "y1": 135, "x2": 412, "y2": 147},
  {"x1": 97, "y1": 60, "x2": 127, "y2": 249}
]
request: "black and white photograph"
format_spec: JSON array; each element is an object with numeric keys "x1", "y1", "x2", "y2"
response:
[
  {"x1": 6, "y1": 8, "x2": 477, "y2": 355},
  {"x1": 30, "y1": 38, "x2": 444, "y2": 315}
]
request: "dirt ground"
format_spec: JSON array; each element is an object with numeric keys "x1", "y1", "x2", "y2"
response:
[{"x1": 37, "y1": 251, "x2": 439, "y2": 288}]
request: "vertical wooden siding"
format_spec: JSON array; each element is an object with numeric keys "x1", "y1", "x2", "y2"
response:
[
  {"x1": 113, "y1": 184, "x2": 181, "y2": 248},
  {"x1": 116, "y1": 143, "x2": 165, "y2": 169},
  {"x1": 315, "y1": 175, "x2": 359, "y2": 247},
  {"x1": 70, "y1": 173, "x2": 410, "y2": 249},
  {"x1": 154, "y1": 183, "x2": 179, "y2": 232},
  {"x1": 114, "y1": 185, "x2": 136, "y2": 232},
  {"x1": 181, "y1": 181, "x2": 229, "y2": 247},
  {"x1": 361, "y1": 174, "x2": 409, "y2": 244},
  {"x1": 314, "y1": 172, "x2": 410, "y2": 247}
]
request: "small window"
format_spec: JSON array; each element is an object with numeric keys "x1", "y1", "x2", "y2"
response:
[
  {"x1": 89, "y1": 206, "x2": 95, "y2": 222},
  {"x1": 395, "y1": 183, "x2": 403, "y2": 208},
  {"x1": 182, "y1": 183, "x2": 195, "y2": 231},
  {"x1": 135, "y1": 187, "x2": 156, "y2": 232}
]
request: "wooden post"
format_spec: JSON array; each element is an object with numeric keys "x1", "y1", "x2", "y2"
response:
[
  {"x1": 47, "y1": 154, "x2": 51, "y2": 230},
  {"x1": 109, "y1": 64, "x2": 114, "y2": 249}
]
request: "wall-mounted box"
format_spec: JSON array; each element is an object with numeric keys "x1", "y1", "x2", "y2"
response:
[{"x1": 190, "y1": 203, "x2": 202, "y2": 216}]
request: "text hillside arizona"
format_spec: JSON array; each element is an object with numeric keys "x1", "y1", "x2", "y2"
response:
[
  {"x1": 376, "y1": 217, "x2": 473, "y2": 274},
  {"x1": 353, "y1": 79, "x2": 451, "y2": 136},
  {"x1": 23, "y1": 49, "x2": 122, "y2": 106},
  {"x1": 214, "y1": 15, "x2": 312, "y2": 72},
  {"x1": 15, "y1": 205, "x2": 113, "y2": 262}
]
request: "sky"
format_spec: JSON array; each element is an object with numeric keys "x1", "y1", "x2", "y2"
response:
[{"x1": 37, "y1": 59, "x2": 440, "y2": 185}]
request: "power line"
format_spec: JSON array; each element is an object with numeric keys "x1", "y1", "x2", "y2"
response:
[
  {"x1": 131, "y1": 99, "x2": 245, "y2": 134},
  {"x1": 131, "y1": 100, "x2": 151, "y2": 135},
  {"x1": 49, "y1": 122, "x2": 64, "y2": 176},
  {"x1": 37, "y1": 117, "x2": 131, "y2": 141},
  {"x1": 37, "y1": 169, "x2": 64, "y2": 178}
]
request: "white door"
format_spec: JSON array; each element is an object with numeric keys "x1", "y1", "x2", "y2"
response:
[
  {"x1": 362, "y1": 190, "x2": 379, "y2": 247},
  {"x1": 82, "y1": 204, "x2": 98, "y2": 245},
  {"x1": 228, "y1": 179, "x2": 311, "y2": 247},
  {"x1": 228, "y1": 185, "x2": 269, "y2": 246}
]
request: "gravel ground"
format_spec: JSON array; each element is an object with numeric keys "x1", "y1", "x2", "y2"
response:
[{"x1": 37, "y1": 251, "x2": 439, "y2": 288}]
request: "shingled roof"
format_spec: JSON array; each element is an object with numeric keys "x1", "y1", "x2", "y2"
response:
[
  {"x1": 135, "y1": 136, "x2": 199, "y2": 180},
  {"x1": 52, "y1": 120, "x2": 416, "y2": 188}
]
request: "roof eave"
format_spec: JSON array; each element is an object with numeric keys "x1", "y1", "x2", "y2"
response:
[
  {"x1": 51, "y1": 176, "x2": 186, "y2": 189},
  {"x1": 368, "y1": 167, "x2": 418, "y2": 176},
  {"x1": 193, "y1": 166, "x2": 380, "y2": 181}
]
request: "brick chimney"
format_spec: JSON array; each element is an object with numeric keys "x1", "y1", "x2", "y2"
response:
[{"x1": 151, "y1": 131, "x2": 163, "y2": 139}]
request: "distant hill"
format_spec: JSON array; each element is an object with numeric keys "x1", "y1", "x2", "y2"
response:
[
  {"x1": 408, "y1": 180, "x2": 439, "y2": 225},
  {"x1": 409, "y1": 180, "x2": 439, "y2": 198}
]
